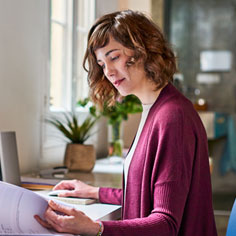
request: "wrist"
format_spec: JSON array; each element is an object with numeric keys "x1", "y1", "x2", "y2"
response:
[
  {"x1": 95, "y1": 221, "x2": 103, "y2": 236},
  {"x1": 84, "y1": 220, "x2": 103, "y2": 236},
  {"x1": 89, "y1": 187, "x2": 99, "y2": 199}
]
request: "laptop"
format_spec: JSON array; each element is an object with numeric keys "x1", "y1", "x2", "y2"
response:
[
  {"x1": 0, "y1": 131, "x2": 58, "y2": 190},
  {"x1": 0, "y1": 131, "x2": 21, "y2": 186}
]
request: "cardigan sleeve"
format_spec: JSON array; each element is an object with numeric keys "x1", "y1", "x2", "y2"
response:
[
  {"x1": 99, "y1": 187, "x2": 123, "y2": 205},
  {"x1": 101, "y1": 183, "x2": 188, "y2": 236},
  {"x1": 102, "y1": 213, "x2": 177, "y2": 236}
]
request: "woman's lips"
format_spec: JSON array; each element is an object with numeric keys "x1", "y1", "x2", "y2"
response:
[{"x1": 114, "y1": 78, "x2": 125, "y2": 87}]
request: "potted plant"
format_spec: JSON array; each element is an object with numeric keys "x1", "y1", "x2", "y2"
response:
[
  {"x1": 78, "y1": 95, "x2": 142, "y2": 158},
  {"x1": 47, "y1": 112, "x2": 98, "y2": 172}
]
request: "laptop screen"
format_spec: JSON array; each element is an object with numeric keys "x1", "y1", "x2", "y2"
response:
[
  {"x1": 0, "y1": 163, "x2": 2, "y2": 180},
  {"x1": 0, "y1": 131, "x2": 21, "y2": 186}
]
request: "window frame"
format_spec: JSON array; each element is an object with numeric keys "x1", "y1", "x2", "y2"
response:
[
  {"x1": 41, "y1": 0, "x2": 96, "y2": 164},
  {"x1": 48, "y1": 0, "x2": 95, "y2": 112}
]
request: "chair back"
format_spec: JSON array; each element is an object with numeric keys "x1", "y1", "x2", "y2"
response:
[{"x1": 226, "y1": 198, "x2": 236, "y2": 236}]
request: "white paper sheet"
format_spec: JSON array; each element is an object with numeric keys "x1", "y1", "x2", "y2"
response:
[{"x1": 0, "y1": 181, "x2": 69, "y2": 235}]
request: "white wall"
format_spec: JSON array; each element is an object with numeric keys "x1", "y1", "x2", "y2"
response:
[
  {"x1": 119, "y1": 0, "x2": 151, "y2": 15},
  {"x1": 0, "y1": 0, "x2": 49, "y2": 173},
  {"x1": 96, "y1": 0, "x2": 118, "y2": 18}
]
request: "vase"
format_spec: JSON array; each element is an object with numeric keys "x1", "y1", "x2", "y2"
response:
[{"x1": 108, "y1": 121, "x2": 123, "y2": 157}]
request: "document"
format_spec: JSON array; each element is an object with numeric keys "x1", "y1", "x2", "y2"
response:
[
  {"x1": 0, "y1": 181, "x2": 121, "y2": 235},
  {"x1": 0, "y1": 181, "x2": 71, "y2": 235}
]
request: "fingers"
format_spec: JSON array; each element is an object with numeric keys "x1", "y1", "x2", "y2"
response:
[
  {"x1": 37, "y1": 202, "x2": 89, "y2": 235},
  {"x1": 52, "y1": 180, "x2": 94, "y2": 199},
  {"x1": 48, "y1": 200, "x2": 77, "y2": 216},
  {"x1": 43, "y1": 201, "x2": 82, "y2": 234},
  {"x1": 53, "y1": 180, "x2": 76, "y2": 191},
  {"x1": 58, "y1": 190, "x2": 78, "y2": 198},
  {"x1": 43, "y1": 211, "x2": 65, "y2": 233},
  {"x1": 34, "y1": 215, "x2": 52, "y2": 229},
  {"x1": 35, "y1": 205, "x2": 76, "y2": 234}
]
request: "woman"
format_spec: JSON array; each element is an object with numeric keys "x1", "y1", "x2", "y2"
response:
[{"x1": 36, "y1": 10, "x2": 217, "y2": 236}]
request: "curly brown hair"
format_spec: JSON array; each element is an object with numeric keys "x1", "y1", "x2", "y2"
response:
[{"x1": 83, "y1": 10, "x2": 177, "y2": 108}]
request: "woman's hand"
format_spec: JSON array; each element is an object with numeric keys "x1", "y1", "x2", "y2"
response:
[
  {"x1": 34, "y1": 200, "x2": 102, "y2": 235},
  {"x1": 52, "y1": 179, "x2": 99, "y2": 199}
]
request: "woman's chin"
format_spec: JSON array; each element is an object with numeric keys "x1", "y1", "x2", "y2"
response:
[{"x1": 117, "y1": 89, "x2": 131, "y2": 97}]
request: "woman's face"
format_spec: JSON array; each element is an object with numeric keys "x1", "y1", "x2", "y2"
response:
[{"x1": 95, "y1": 37, "x2": 147, "y2": 97}]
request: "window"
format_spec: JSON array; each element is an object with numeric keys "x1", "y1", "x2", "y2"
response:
[
  {"x1": 49, "y1": 0, "x2": 95, "y2": 111},
  {"x1": 41, "y1": 0, "x2": 95, "y2": 164}
]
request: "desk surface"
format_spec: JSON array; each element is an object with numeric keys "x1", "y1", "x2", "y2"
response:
[
  {"x1": 36, "y1": 190, "x2": 121, "y2": 221},
  {"x1": 23, "y1": 158, "x2": 123, "y2": 189},
  {"x1": 22, "y1": 158, "x2": 123, "y2": 221},
  {"x1": 65, "y1": 158, "x2": 123, "y2": 188}
]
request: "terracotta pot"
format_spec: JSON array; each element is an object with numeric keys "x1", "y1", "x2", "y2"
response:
[{"x1": 64, "y1": 144, "x2": 96, "y2": 172}]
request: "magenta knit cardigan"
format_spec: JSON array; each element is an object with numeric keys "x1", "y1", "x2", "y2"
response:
[{"x1": 99, "y1": 83, "x2": 217, "y2": 236}]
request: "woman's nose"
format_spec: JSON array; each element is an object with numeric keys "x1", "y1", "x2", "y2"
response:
[{"x1": 104, "y1": 63, "x2": 116, "y2": 78}]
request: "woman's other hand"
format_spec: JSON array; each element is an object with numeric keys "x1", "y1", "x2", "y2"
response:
[
  {"x1": 34, "y1": 200, "x2": 102, "y2": 235},
  {"x1": 53, "y1": 179, "x2": 99, "y2": 199}
]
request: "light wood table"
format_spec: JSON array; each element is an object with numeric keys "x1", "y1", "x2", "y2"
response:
[
  {"x1": 22, "y1": 158, "x2": 124, "y2": 221},
  {"x1": 65, "y1": 158, "x2": 123, "y2": 188},
  {"x1": 23, "y1": 158, "x2": 123, "y2": 189}
]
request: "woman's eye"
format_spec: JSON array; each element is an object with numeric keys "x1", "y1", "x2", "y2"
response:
[{"x1": 111, "y1": 55, "x2": 119, "y2": 61}]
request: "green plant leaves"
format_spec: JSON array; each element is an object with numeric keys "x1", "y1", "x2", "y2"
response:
[
  {"x1": 46, "y1": 112, "x2": 97, "y2": 144},
  {"x1": 101, "y1": 95, "x2": 143, "y2": 125},
  {"x1": 77, "y1": 95, "x2": 143, "y2": 126}
]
